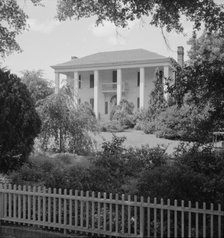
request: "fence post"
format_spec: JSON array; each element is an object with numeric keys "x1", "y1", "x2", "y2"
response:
[
  {"x1": 0, "y1": 184, "x2": 4, "y2": 220},
  {"x1": 140, "y1": 196, "x2": 144, "y2": 238}
]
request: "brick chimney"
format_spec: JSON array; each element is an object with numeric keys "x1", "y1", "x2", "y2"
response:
[
  {"x1": 177, "y1": 46, "x2": 184, "y2": 67},
  {"x1": 71, "y1": 56, "x2": 78, "y2": 60}
]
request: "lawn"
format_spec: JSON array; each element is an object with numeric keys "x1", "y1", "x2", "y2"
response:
[{"x1": 93, "y1": 129, "x2": 180, "y2": 155}]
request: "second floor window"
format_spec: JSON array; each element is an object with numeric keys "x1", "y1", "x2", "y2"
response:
[
  {"x1": 137, "y1": 72, "x2": 140, "y2": 87},
  {"x1": 112, "y1": 70, "x2": 117, "y2": 89},
  {"x1": 90, "y1": 74, "x2": 94, "y2": 88},
  {"x1": 79, "y1": 75, "x2": 81, "y2": 89}
]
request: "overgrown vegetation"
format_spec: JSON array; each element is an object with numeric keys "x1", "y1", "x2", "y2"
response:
[
  {"x1": 9, "y1": 135, "x2": 224, "y2": 206},
  {"x1": 0, "y1": 69, "x2": 41, "y2": 172},
  {"x1": 37, "y1": 85, "x2": 97, "y2": 155},
  {"x1": 137, "y1": 31, "x2": 224, "y2": 143}
]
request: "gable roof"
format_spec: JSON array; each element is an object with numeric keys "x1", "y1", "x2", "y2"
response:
[{"x1": 52, "y1": 49, "x2": 172, "y2": 70}]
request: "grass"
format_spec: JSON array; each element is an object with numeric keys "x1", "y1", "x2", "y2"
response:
[{"x1": 93, "y1": 129, "x2": 180, "y2": 155}]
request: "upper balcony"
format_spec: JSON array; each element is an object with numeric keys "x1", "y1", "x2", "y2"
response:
[{"x1": 102, "y1": 82, "x2": 127, "y2": 93}]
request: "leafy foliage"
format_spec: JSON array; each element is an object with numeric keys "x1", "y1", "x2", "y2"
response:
[
  {"x1": 0, "y1": 0, "x2": 42, "y2": 56},
  {"x1": 154, "y1": 104, "x2": 214, "y2": 142},
  {"x1": 37, "y1": 85, "x2": 97, "y2": 154},
  {"x1": 168, "y1": 31, "x2": 224, "y2": 138},
  {"x1": 21, "y1": 70, "x2": 53, "y2": 104},
  {"x1": 56, "y1": 0, "x2": 224, "y2": 34},
  {"x1": 138, "y1": 144, "x2": 224, "y2": 205},
  {"x1": 0, "y1": 69, "x2": 41, "y2": 172},
  {"x1": 110, "y1": 99, "x2": 135, "y2": 128}
]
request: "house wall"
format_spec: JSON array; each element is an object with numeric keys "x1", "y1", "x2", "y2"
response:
[{"x1": 66, "y1": 66, "x2": 170, "y2": 121}]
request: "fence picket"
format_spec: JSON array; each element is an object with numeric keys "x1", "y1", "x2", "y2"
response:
[
  {"x1": 91, "y1": 191, "x2": 95, "y2": 232},
  {"x1": 27, "y1": 186, "x2": 31, "y2": 223},
  {"x1": 174, "y1": 200, "x2": 177, "y2": 238},
  {"x1": 181, "y1": 200, "x2": 184, "y2": 238},
  {"x1": 37, "y1": 186, "x2": 41, "y2": 225},
  {"x1": 75, "y1": 190, "x2": 78, "y2": 228},
  {"x1": 3, "y1": 184, "x2": 7, "y2": 218},
  {"x1": 53, "y1": 188, "x2": 56, "y2": 228},
  {"x1": 0, "y1": 185, "x2": 224, "y2": 238},
  {"x1": 218, "y1": 204, "x2": 221, "y2": 238},
  {"x1": 195, "y1": 202, "x2": 199, "y2": 238},
  {"x1": 109, "y1": 193, "x2": 112, "y2": 233},
  {"x1": 203, "y1": 202, "x2": 206, "y2": 238},
  {"x1": 58, "y1": 188, "x2": 62, "y2": 227},
  {"x1": 48, "y1": 188, "x2": 51, "y2": 225},
  {"x1": 188, "y1": 201, "x2": 192, "y2": 238},
  {"x1": 43, "y1": 187, "x2": 46, "y2": 224},
  {"x1": 23, "y1": 185, "x2": 26, "y2": 223},
  {"x1": 104, "y1": 193, "x2": 107, "y2": 232},
  {"x1": 154, "y1": 197, "x2": 157, "y2": 238},
  {"x1": 8, "y1": 184, "x2": 12, "y2": 219},
  {"x1": 69, "y1": 189, "x2": 72, "y2": 230},
  {"x1": 13, "y1": 184, "x2": 16, "y2": 220},
  {"x1": 210, "y1": 203, "x2": 214, "y2": 238},
  {"x1": 115, "y1": 193, "x2": 119, "y2": 234},
  {"x1": 147, "y1": 197, "x2": 151, "y2": 238},
  {"x1": 18, "y1": 185, "x2": 21, "y2": 220},
  {"x1": 167, "y1": 199, "x2": 170, "y2": 238},
  {"x1": 86, "y1": 191, "x2": 89, "y2": 229},
  {"x1": 97, "y1": 192, "x2": 101, "y2": 234},
  {"x1": 81, "y1": 190, "x2": 84, "y2": 228},
  {"x1": 64, "y1": 189, "x2": 67, "y2": 228},
  {"x1": 161, "y1": 198, "x2": 164, "y2": 238},
  {"x1": 33, "y1": 186, "x2": 36, "y2": 222}
]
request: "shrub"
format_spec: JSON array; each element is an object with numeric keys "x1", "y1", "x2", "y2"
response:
[
  {"x1": 137, "y1": 165, "x2": 208, "y2": 202},
  {"x1": 99, "y1": 121, "x2": 124, "y2": 132},
  {"x1": 154, "y1": 104, "x2": 213, "y2": 142},
  {"x1": 0, "y1": 69, "x2": 41, "y2": 173},
  {"x1": 37, "y1": 86, "x2": 97, "y2": 155},
  {"x1": 110, "y1": 99, "x2": 135, "y2": 128}
]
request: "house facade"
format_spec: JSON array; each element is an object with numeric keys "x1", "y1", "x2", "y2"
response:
[{"x1": 51, "y1": 48, "x2": 183, "y2": 120}]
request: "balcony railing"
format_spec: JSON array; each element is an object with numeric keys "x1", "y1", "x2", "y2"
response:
[{"x1": 102, "y1": 82, "x2": 127, "y2": 93}]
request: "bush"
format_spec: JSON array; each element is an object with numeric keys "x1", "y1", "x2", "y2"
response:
[
  {"x1": 110, "y1": 99, "x2": 135, "y2": 128},
  {"x1": 0, "y1": 69, "x2": 41, "y2": 173},
  {"x1": 137, "y1": 165, "x2": 208, "y2": 201},
  {"x1": 99, "y1": 121, "x2": 124, "y2": 132},
  {"x1": 37, "y1": 86, "x2": 97, "y2": 155},
  {"x1": 153, "y1": 104, "x2": 213, "y2": 142}
]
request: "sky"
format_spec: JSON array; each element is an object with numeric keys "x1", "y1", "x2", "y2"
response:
[{"x1": 2, "y1": 0, "x2": 199, "y2": 81}]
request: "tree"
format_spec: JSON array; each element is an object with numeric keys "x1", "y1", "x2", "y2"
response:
[
  {"x1": 21, "y1": 70, "x2": 54, "y2": 104},
  {"x1": 37, "y1": 85, "x2": 97, "y2": 155},
  {"x1": 0, "y1": 69, "x2": 41, "y2": 172},
  {"x1": 0, "y1": 0, "x2": 42, "y2": 56},
  {"x1": 56, "y1": 0, "x2": 224, "y2": 34},
  {"x1": 170, "y1": 32, "x2": 224, "y2": 133}
]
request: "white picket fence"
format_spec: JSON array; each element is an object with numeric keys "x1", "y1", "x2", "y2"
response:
[{"x1": 0, "y1": 183, "x2": 224, "y2": 237}]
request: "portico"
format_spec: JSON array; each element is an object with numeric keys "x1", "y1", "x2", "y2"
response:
[{"x1": 52, "y1": 49, "x2": 175, "y2": 120}]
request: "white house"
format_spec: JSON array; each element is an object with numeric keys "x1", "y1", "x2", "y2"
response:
[{"x1": 51, "y1": 47, "x2": 184, "y2": 120}]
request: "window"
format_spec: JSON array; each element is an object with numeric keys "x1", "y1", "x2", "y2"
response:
[
  {"x1": 137, "y1": 71, "x2": 140, "y2": 87},
  {"x1": 78, "y1": 98, "x2": 81, "y2": 105},
  {"x1": 90, "y1": 98, "x2": 94, "y2": 110},
  {"x1": 79, "y1": 75, "x2": 81, "y2": 89},
  {"x1": 90, "y1": 74, "x2": 94, "y2": 88},
  {"x1": 112, "y1": 70, "x2": 117, "y2": 89},
  {"x1": 105, "y1": 101, "x2": 108, "y2": 114},
  {"x1": 137, "y1": 97, "x2": 140, "y2": 109}
]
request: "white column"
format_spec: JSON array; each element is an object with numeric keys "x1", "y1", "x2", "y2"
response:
[
  {"x1": 55, "y1": 72, "x2": 60, "y2": 94},
  {"x1": 163, "y1": 66, "x2": 169, "y2": 101},
  {"x1": 94, "y1": 70, "x2": 99, "y2": 119},
  {"x1": 74, "y1": 71, "x2": 79, "y2": 105},
  {"x1": 139, "y1": 67, "x2": 145, "y2": 109},
  {"x1": 117, "y1": 69, "x2": 122, "y2": 105}
]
